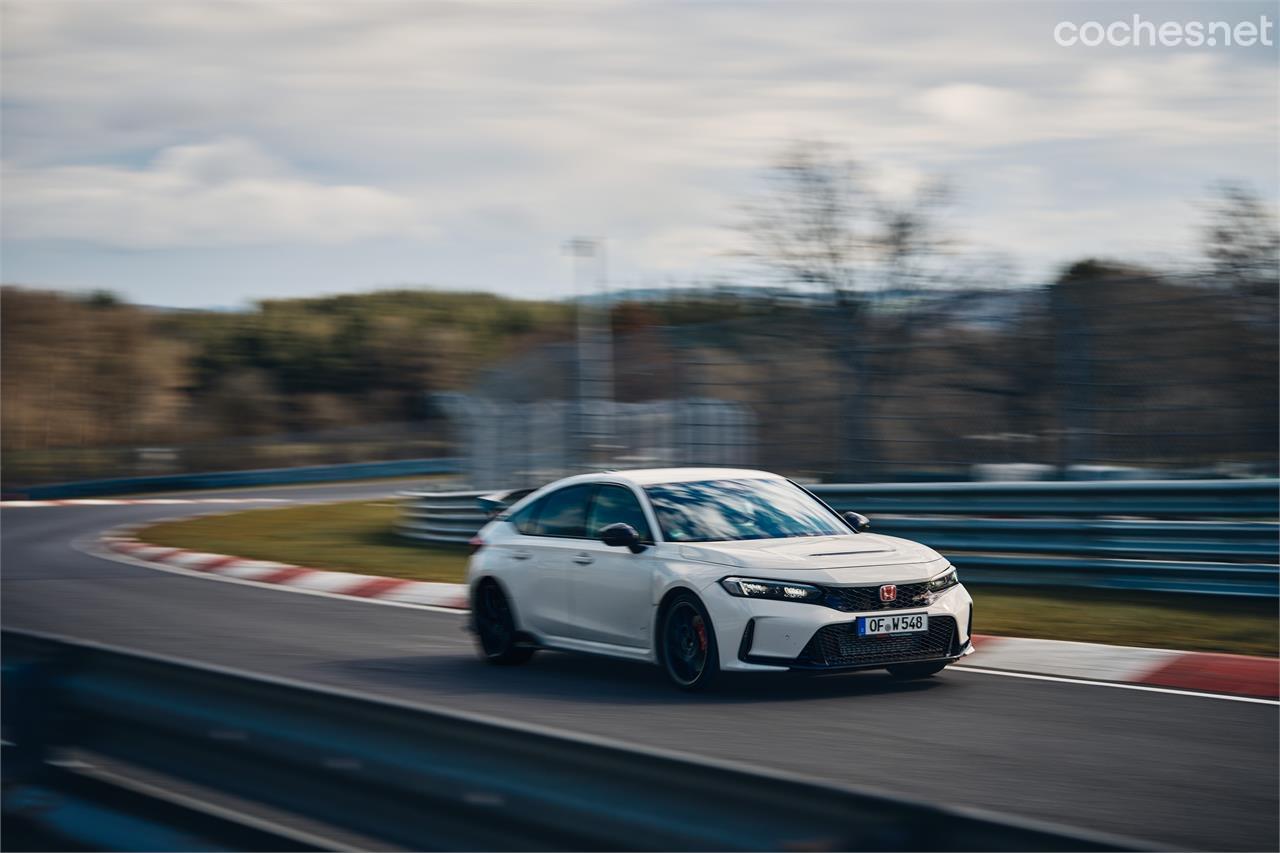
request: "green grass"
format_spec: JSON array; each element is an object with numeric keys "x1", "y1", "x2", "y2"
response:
[
  {"x1": 142, "y1": 500, "x2": 469, "y2": 583},
  {"x1": 140, "y1": 501, "x2": 1279, "y2": 657},
  {"x1": 970, "y1": 585, "x2": 1277, "y2": 657}
]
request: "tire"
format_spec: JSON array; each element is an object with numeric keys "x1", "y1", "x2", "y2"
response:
[
  {"x1": 473, "y1": 581, "x2": 534, "y2": 665},
  {"x1": 658, "y1": 592, "x2": 719, "y2": 690},
  {"x1": 886, "y1": 661, "x2": 947, "y2": 680}
]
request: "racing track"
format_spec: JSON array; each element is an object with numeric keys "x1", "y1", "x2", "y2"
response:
[{"x1": 3, "y1": 481, "x2": 1277, "y2": 851}]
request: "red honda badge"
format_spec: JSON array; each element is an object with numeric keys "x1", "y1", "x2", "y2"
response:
[{"x1": 879, "y1": 584, "x2": 897, "y2": 602}]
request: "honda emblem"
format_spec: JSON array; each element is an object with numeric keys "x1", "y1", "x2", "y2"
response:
[{"x1": 879, "y1": 584, "x2": 897, "y2": 602}]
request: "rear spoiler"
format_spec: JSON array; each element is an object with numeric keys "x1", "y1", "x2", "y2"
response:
[{"x1": 477, "y1": 487, "x2": 538, "y2": 518}]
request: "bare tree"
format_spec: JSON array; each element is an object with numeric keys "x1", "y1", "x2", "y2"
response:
[
  {"x1": 1201, "y1": 183, "x2": 1279, "y2": 332},
  {"x1": 874, "y1": 178, "x2": 954, "y2": 296},
  {"x1": 738, "y1": 141, "x2": 870, "y2": 300},
  {"x1": 1203, "y1": 182, "x2": 1279, "y2": 290},
  {"x1": 739, "y1": 142, "x2": 955, "y2": 298},
  {"x1": 737, "y1": 142, "x2": 956, "y2": 478}
]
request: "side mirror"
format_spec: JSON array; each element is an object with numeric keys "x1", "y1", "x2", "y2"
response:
[
  {"x1": 601, "y1": 522, "x2": 646, "y2": 554},
  {"x1": 842, "y1": 511, "x2": 870, "y2": 533}
]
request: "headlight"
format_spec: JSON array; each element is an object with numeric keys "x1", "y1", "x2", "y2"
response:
[
  {"x1": 720, "y1": 577, "x2": 824, "y2": 604},
  {"x1": 927, "y1": 567, "x2": 959, "y2": 593}
]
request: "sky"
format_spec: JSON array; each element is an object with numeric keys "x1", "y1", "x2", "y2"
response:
[{"x1": 1, "y1": 0, "x2": 1276, "y2": 308}]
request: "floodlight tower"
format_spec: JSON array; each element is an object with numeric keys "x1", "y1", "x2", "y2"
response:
[{"x1": 564, "y1": 237, "x2": 613, "y2": 470}]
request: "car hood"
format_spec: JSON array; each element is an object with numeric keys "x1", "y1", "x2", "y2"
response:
[{"x1": 675, "y1": 533, "x2": 949, "y2": 584}]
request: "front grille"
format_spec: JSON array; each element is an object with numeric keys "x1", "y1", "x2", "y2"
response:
[
  {"x1": 796, "y1": 616, "x2": 957, "y2": 668},
  {"x1": 820, "y1": 580, "x2": 934, "y2": 612}
]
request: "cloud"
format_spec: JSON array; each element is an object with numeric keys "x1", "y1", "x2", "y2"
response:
[
  {"x1": 0, "y1": 0, "x2": 1275, "y2": 303},
  {"x1": 2, "y1": 138, "x2": 423, "y2": 248},
  {"x1": 914, "y1": 84, "x2": 1033, "y2": 126}
]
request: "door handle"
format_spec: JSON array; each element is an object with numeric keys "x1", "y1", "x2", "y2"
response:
[
  {"x1": 511, "y1": 550, "x2": 532, "y2": 561},
  {"x1": 572, "y1": 553, "x2": 594, "y2": 565}
]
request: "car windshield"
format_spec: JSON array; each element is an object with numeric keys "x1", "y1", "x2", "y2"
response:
[{"x1": 643, "y1": 478, "x2": 846, "y2": 543}]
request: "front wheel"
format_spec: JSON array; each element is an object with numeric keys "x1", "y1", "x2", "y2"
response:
[
  {"x1": 659, "y1": 592, "x2": 719, "y2": 690},
  {"x1": 886, "y1": 661, "x2": 947, "y2": 680},
  {"x1": 473, "y1": 581, "x2": 534, "y2": 665}
]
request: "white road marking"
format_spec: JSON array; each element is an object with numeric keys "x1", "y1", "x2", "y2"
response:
[{"x1": 951, "y1": 664, "x2": 1278, "y2": 705}]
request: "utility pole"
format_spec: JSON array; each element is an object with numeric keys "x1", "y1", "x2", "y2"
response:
[{"x1": 564, "y1": 238, "x2": 613, "y2": 470}]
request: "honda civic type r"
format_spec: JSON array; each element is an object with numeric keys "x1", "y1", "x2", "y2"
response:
[{"x1": 467, "y1": 468, "x2": 974, "y2": 690}]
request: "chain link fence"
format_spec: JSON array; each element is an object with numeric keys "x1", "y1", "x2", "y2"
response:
[{"x1": 457, "y1": 274, "x2": 1277, "y2": 484}]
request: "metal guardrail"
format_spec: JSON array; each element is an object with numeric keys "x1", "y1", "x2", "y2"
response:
[
  {"x1": 397, "y1": 479, "x2": 1280, "y2": 596},
  {"x1": 809, "y1": 479, "x2": 1280, "y2": 518},
  {"x1": 2, "y1": 629, "x2": 1144, "y2": 851},
  {"x1": 18, "y1": 456, "x2": 463, "y2": 500},
  {"x1": 398, "y1": 489, "x2": 492, "y2": 544},
  {"x1": 811, "y1": 481, "x2": 1279, "y2": 596}
]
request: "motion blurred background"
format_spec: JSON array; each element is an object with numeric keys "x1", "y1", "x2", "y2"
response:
[
  {"x1": 2, "y1": 2, "x2": 1276, "y2": 491},
  {"x1": 2, "y1": 4, "x2": 1277, "y2": 850}
]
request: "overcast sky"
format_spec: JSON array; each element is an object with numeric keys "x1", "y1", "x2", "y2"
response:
[{"x1": 2, "y1": 0, "x2": 1276, "y2": 307}]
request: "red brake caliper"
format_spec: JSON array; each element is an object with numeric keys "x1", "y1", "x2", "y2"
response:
[{"x1": 693, "y1": 617, "x2": 708, "y2": 652}]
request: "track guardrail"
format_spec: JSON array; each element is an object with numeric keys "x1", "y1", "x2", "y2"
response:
[
  {"x1": 398, "y1": 489, "x2": 491, "y2": 543},
  {"x1": 18, "y1": 456, "x2": 463, "y2": 500},
  {"x1": 397, "y1": 479, "x2": 1280, "y2": 595},
  {"x1": 2, "y1": 629, "x2": 1146, "y2": 851},
  {"x1": 809, "y1": 478, "x2": 1280, "y2": 519}
]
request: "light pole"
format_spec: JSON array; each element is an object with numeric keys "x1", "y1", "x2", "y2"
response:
[{"x1": 564, "y1": 237, "x2": 613, "y2": 470}]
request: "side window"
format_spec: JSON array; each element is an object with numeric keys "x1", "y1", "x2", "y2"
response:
[
  {"x1": 506, "y1": 497, "x2": 544, "y2": 535},
  {"x1": 533, "y1": 485, "x2": 593, "y2": 538},
  {"x1": 587, "y1": 485, "x2": 653, "y2": 542}
]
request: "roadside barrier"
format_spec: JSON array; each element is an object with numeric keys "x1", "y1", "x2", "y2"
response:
[
  {"x1": 809, "y1": 479, "x2": 1280, "y2": 519},
  {"x1": 2, "y1": 629, "x2": 1145, "y2": 851},
  {"x1": 398, "y1": 479, "x2": 1280, "y2": 596},
  {"x1": 398, "y1": 489, "x2": 492, "y2": 543},
  {"x1": 18, "y1": 457, "x2": 462, "y2": 500}
]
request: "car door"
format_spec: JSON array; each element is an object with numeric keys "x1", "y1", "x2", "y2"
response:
[
  {"x1": 518, "y1": 483, "x2": 595, "y2": 639},
  {"x1": 490, "y1": 494, "x2": 554, "y2": 634},
  {"x1": 565, "y1": 484, "x2": 657, "y2": 648}
]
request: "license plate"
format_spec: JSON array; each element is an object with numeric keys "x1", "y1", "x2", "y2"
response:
[{"x1": 857, "y1": 612, "x2": 928, "y2": 636}]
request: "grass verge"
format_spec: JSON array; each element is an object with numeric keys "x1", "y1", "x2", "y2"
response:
[
  {"x1": 139, "y1": 500, "x2": 1278, "y2": 657},
  {"x1": 142, "y1": 499, "x2": 468, "y2": 583},
  {"x1": 970, "y1": 585, "x2": 1277, "y2": 657}
]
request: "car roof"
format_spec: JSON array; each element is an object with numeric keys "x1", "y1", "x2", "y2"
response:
[{"x1": 552, "y1": 467, "x2": 784, "y2": 488}]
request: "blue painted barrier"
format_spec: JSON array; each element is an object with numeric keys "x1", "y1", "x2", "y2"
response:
[{"x1": 22, "y1": 457, "x2": 462, "y2": 499}]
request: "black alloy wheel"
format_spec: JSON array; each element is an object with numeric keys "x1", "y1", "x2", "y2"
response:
[
  {"x1": 660, "y1": 593, "x2": 719, "y2": 690},
  {"x1": 473, "y1": 581, "x2": 534, "y2": 665}
]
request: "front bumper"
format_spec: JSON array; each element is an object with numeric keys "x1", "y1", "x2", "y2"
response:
[{"x1": 707, "y1": 582, "x2": 974, "y2": 673}]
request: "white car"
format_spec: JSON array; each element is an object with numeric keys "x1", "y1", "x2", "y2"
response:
[{"x1": 467, "y1": 468, "x2": 974, "y2": 690}]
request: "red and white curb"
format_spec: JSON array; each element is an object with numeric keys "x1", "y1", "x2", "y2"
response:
[
  {"x1": 3, "y1": 498, "x2": 294, "y2": 507},
  {"x1": 100, "y1": 532, "x2": 467, "y2": 610},
  {"x1": 963, "y1": 635, "x2": 1278, "y2": 700},
  {"x1": 97, "y1": 531, "x2": 1276, "y2": 700}
]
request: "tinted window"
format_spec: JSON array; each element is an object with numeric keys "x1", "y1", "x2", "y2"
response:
[
  {"x1": 644, "y1": 478, "x2": 846, "y2": 543},
  {"x1": 534, "y1": 485, "x2": 593, "y2": 538},
  {"x1": 507, "y1": 497, "x2": 543, "y2": 535},
  {"x1": 587, "y1": 485, "x2": 652, "y2": 541}
]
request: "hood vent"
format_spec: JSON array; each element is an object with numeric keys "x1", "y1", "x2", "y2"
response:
[{"x1": 810, "y1": 549, "x2": 890, "y2": 557}]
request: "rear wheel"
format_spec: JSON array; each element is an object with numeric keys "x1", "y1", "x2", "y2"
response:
[
  {"x1": 473, "y1": 581, "x2": 534, "y2": 665},
  {"x1": 659, "y1": 592, "x2": 719, "y2": 690},
  {"x1": 886, "y1": 661, "x2": 947, "y2": 680}
]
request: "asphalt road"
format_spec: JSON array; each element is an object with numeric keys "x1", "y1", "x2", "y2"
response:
[{"x1": 3, "y1": 481, "x2": 1277, "y2": 851}]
